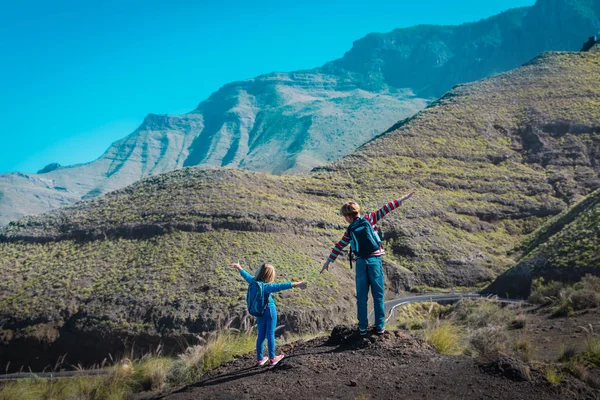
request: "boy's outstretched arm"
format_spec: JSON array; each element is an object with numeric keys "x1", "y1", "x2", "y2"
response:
[
  {"x1": 321, "y1": 229, "x2": 351, "y2": 273},
  {"x1": 366, "y1": 191, "x2": 415, "y2": 224},
  {"x1": 229, "y1": 263, "x2": 254, "y2": 284}
]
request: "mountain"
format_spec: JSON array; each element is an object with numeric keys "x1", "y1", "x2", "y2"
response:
[
  {"x1": 1, "y1": 0, "x2": 599, "y2": 226},
  {"x1": 1, "y1": 44, "x2": 599, "y2": 369},
  {"x1": 485, "y1": 187, "x2": 600, "y2": 298}
]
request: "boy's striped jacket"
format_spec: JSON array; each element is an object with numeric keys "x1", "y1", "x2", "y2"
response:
[{"x1": 328, "y1": 199, "x2": 403, "y2": 263}]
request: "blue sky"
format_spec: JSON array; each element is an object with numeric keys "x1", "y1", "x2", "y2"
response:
[{"x1": 0, "y1": 0, "x2": 535, "y2": 174}]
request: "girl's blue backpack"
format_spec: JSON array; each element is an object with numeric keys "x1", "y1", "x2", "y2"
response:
[{"x1": 246, "y1": 281, "x2": 268, "y2": 317}]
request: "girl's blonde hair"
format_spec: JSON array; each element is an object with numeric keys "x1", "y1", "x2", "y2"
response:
[{"x1": 254, "y1": 263, "x2": 276, "y2": 283}]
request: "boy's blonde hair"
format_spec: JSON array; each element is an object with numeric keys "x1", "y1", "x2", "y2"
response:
[
  {"x1": 340, "y1": 201, "x2": 361, "y2": 217},
  {"x1": 255, "y1": 263, "x2": 276, "y2": 283}
]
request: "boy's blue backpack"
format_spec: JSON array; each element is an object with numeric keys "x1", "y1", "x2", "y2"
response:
[
  {"x1": 348, "y1": 217, "x2": 382, "y2": 259},
  {"x1": 246, "y1": 281, "x2": 268, "y2": 317}
]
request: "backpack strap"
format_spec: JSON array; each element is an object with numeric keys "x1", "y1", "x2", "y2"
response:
[
  {"x1": 347, "y1": 217, "x2": 360, "y2": 254},
  {"x1": 259, "y1": 281, "x2": 269, "y2": 312}
]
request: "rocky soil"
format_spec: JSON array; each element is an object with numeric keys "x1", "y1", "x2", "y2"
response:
[{"x1": 160, "y1": 323, "x2": 599, "y2": 400}]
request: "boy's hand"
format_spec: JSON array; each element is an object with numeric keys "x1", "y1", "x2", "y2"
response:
[
  {"x1": 229, "y1": 263, "x2": 242, "y2": 271},
  {"x1": 320, "y1": 260, "x2": 331, "y2": 274},
  {"x1": 401, "y1": 191, "x2": 415, "y2": 202},
  {"x1": 293, "y1": 281, "x2": 307, "y2": 290}
]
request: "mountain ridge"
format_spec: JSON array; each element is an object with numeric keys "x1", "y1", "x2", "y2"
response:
[{"x1": 1, "y1": 0, "x2": 598, "y2": 226}]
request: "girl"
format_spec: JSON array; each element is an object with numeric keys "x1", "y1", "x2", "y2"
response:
[{"x1": 229, "y1": 262, "x2": 307, "y2": 366}]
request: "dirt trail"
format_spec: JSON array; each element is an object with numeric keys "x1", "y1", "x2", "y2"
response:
[{"x1": 159, "y1": 325, "x2": 599, "y2": 400}]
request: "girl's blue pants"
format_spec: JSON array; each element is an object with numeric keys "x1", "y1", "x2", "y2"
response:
[{"x1": 256, "y1": 304, "x2": 277, "y2": 360}]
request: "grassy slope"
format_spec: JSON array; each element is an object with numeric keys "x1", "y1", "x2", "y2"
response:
[
  {"x1": 484, "y1": 187, "x2": 600, "y2": 298},
  {"x1": 1, "y1": 49, "x2": 600, "y2": 355},
  {"x1": 515, "y1": 188, "x2": 600, "y2": 269}
]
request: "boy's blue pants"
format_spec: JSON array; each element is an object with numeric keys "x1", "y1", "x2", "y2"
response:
[
  {"x1": 355, "y1": 256, "x2": 385, "y2": 332},
  {"x1": 256, "y1": 304, "x2": 277, "y2": 360}
]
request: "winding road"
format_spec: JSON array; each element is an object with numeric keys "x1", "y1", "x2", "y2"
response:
[{"x1": 369, "y1": 292, "x2": 523, "y2": 324}]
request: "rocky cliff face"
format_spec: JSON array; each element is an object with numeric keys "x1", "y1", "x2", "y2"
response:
[
  {"x1": 1, "y1": 0, "x2": 598, "y2": 226},
  {"x1": 1, "y1": 45, "x2": 599, "y2": 370},
  {"x1": 324, "y1": 0, "x2": 600, "y2": 98},
  {"x1": 183, "y1": 73, "x2": 424, "y2": 174}
]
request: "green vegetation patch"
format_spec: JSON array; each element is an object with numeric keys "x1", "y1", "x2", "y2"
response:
[
  {"x1": 516, "y1": 189, "x2": 600, "y2": 270},
  {"x1": 528, "y1": 275, "x2": 600, "y2": 317},
  {"x1": 0, "y1": 230, "x2": 347, "y2": 335},
  {"x1": 396, "y1": 302, "x2": 450, "y2": 331},
  {"x1": 0, "y1": 331, "x2": 258, "y2": 399}
]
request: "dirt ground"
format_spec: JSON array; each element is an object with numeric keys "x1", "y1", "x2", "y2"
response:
[
  {"x1": 511, "y1": 306, "x2": 600, "y2": 362},
  {"x1": 157, "y1": 310, "x2": 600, "y2": 400}
]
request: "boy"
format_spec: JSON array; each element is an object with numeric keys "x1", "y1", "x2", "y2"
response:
[{"x1": 321, "y1": 192, "x2": 414, "y2": 335}]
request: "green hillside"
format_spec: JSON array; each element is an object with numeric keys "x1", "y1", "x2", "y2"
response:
[
  {"x1": 1, "y1": 46, "x2": 600, "y2": 369},
  {"x1": 485, "y1": 188, "x2": 600, "y2": 297}
]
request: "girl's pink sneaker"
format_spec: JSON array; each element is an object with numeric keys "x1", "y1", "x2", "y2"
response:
[
  {"x1": 256, "y1": 356, "x2": 269, "y2": 366},
  {"x1": 270, "y1": 354, "x2": 285, "y2": 366}
]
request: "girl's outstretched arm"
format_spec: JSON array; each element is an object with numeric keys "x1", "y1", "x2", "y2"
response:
[
  {"x1": 264, "y1": 281, "x2": 307, "y2": 294},
  {"x1": 229, "y1": 263, "x2": 254, "y2": 284}
]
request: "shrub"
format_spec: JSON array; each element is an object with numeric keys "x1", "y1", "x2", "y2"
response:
[
  {"x1": 168, "y1": 332, "x2": 256, "y2": 385},
  {"x1": 0, "y1": 374, "x2": 130, "y2": 400},
  {"x1": 201, "y1": 332, "x2": 255, "y2": 371},
  {"x1": 395, "y1": 302, "x2": 449, "y2": 331},
  {"x1": 578, "y1": 336, "x2": 600, "y2": 367},
  {"x1": 545, "y1": 367, "x2": 563, "y2": 385},
  {"x1": 549, "y1": 288, "x2": 574, "y2": 317},
  {"x1": 133, "y1": 357, "x2": 172, "y2": 392},
  {"x1": 468, "y1": 325, "x2": 508, "y2": 356},
  {"x1": 586, "y1": 336, "x2": 600, "y2": 356},
  {"x1": 0, "y1": 331, "x2": 260, "y2": 399},
  {"x1": 550, "y1": 303, "x2": 572, "y2": 317},
  {"x1": 569, "y1": 289, "x2": 599, "y2": 311},
  {"x1": 558, "y1": 344, "x2": 579, "y2": 363},
  {"x1": 568, "y1": 361, "x2": 589, "y2": 381},
  {"x1": 530, "y1": 276, "x2": 600, "y2": 317},
  {"x1": 513, "y1": 335, "x2": 535, "y2": 362},
  {"x1": 424, "y1": 321, "x2": 464, "y2": 355},
  {"x1": 410, "y1": 321, "x2": 425, "y2": 330},
  {"x1": 451, "y1": 299, "x2": 514, "y2": 329},
  {"x1": 581, "y1": 274, "x2": 600, "y2": 293},
  {"x1": 529, "y1": 279, "x2": 563, "y2": 305},
  {"x1": 0, "y1": 378, "x2": 46, "y2": 400},
  {"x1": 399, "y1": 320, "x2": 425, "y2": 331}
]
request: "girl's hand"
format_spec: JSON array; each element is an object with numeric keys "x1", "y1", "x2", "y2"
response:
[
  {"x1": 401, "y1": 191, "x2": 415, "y2": 202},
  {"x1": 229, "y1": 263, "x2": 242, "y2": 271},
  {"x1": 293, "y1": 281, "x2": 307, "y2": 290}
]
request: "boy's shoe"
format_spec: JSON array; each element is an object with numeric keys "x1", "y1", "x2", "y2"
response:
[
  {"x1": 270, "y1": 354, "x2": 285, "y2": 366},
  {"x1": 359, "y1": 329, "x2": 368, "y2": 336},
  {"x1": 256, "y1": 356, "x2": 269, "y2": 366},
  {"x1": 376, "y1": 329, "x2": 386, "y2": 335}
]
